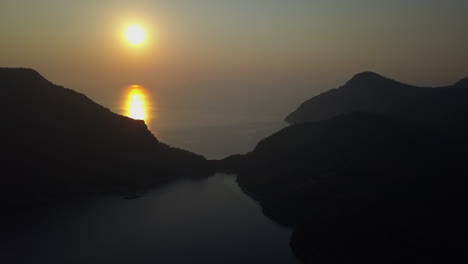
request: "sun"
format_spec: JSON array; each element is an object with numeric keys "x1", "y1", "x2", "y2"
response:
[{"x1": 125, "y1": 26, "x2": 146, "y2": 45}]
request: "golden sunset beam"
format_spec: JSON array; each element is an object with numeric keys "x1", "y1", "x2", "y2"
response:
[{"x1": 123, "y1": 85, "x2": 151, "y2": 124}]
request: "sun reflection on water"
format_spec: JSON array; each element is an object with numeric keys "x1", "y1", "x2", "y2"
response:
[{"x1": 122, "y1": 85, "x2": 153, "y2": 125}]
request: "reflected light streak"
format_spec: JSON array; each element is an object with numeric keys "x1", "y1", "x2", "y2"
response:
[{"x1": 122, "y1": 85, "x2": 152, "y2": 125}]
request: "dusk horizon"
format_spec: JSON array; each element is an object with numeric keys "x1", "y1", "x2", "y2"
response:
[{"x1": 2, "y1": 1, "x2": 468, "y2": 263}]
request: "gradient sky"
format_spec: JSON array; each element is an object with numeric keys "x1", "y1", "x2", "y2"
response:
[{"x1": 1, "y1": 0, "x2": 468, "y2": 129}]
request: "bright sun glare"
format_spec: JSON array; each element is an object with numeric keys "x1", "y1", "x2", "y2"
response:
[{"x1": 126, "y1": 26, "x2": 146, "y2": 45}]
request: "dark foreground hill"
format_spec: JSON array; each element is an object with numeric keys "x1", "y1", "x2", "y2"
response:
[
  {"x1": 224, "y1": 113, "x2": 468, "y2": 263},
  {"x1": 286, "y1": 72, "x2": 468, "y2": 136},
  {"x1": 0, "y1": 68, "x2": 210, "y2": 206}
]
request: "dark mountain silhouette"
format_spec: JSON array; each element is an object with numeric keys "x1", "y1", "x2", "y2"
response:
[
  {"x1": 216, "y1": 73, "x2": 468, "y2": 263},
  {"x1": 0, "y1": 68, "x2": 210, "y2": 206},
  {"x1": 285, "y1": 72, "x2": 468, "y2": 137}
]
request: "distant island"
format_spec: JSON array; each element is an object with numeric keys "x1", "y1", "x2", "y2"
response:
[
  {"x1": 286, "y1": 72, "x2": 468, "y2": 134},
  {"x1": 0, "y1": 68, "x2": 211, "y2": 207}
]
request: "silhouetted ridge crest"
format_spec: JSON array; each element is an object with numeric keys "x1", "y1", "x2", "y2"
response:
[
  {"x1": 0, "y1": 67, "x2": 43, "y2": 77},
  {"x1": 0, "y1": 67, "x2": 51, "y2": 88},
  {"x1": 285, "y1": 72, "x2": 468, "y2": 126},
  {"x1": 345, "y1": 71, "x2": 398, "y2": 87}
]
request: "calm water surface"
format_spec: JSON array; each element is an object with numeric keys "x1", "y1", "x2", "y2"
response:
[
  {"x1": 3, "y1": 174, "x2": 299, "y2": 264},
  {"x1": 155, "y1": 120, "x2": 287, "y2": 159},
  {"x1": 116, "y1": 84, "x2": 288, "y2": 159}
]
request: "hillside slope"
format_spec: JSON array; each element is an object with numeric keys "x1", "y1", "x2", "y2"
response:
[
  {"x1": 0, "y1": 68, "x2": 209, "y2": 205},
  {"x1": 234, "y1": 112, "x2": 467, "y2": 263}
]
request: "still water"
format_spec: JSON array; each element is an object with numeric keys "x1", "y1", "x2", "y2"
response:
[
  {"x1": 118, "y1": 84, "x2": 287, "y2": 159},
  {"x1": 3, "y1": 174, "x2": 299, "y2": 264}
]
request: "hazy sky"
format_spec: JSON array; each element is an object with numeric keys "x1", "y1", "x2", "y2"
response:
[{"x1": 1, "y1": 0, "x2": 468, "y2": 128}]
